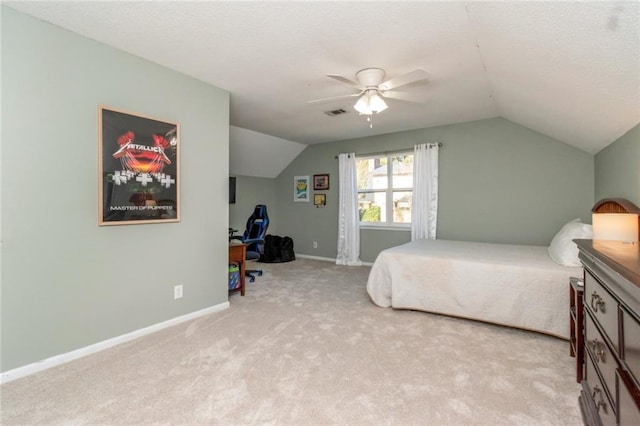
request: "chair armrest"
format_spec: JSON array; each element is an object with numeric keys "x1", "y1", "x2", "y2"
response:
[
  {"x1": 229, "y1": 236, "x2": 243, "y2": 241},
  {"x1": 229, "y1": 236, "x2": 265, "y2": 246},
  {"x1": 242, "y1": 237, "x2": 265, "y2": 245}
]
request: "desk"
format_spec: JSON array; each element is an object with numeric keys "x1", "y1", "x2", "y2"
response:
[{"x1": 229, "y1": 244, "x2": 246, "y2": 296}]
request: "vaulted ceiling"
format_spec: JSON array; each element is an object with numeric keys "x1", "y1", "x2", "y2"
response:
[{"x1": 7, "y1": 1, "x2": 639, "y2": 155}]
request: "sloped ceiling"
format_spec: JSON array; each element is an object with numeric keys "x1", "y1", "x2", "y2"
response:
[
  {"x1": 6, "y1": 1, "x2": 639, "y2": 156},
  {"x1": 229, "y1": 126, "x2": 305, "y2": 178}
]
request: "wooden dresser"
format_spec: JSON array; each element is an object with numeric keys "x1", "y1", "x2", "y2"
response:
[{"x1": 575, "y1": 239, "x2": 640, "y2": 426}]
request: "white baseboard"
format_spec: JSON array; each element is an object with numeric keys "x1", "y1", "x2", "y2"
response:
[
  {"x1": 0, "y1": 302, "x2": 230, "y2": 385},
  {"x1": 296, "y1": 254, "x2": 336, "y2": 262},
  {"x1": 296, "y1": 254, "x2": 373, "y2": 266}
]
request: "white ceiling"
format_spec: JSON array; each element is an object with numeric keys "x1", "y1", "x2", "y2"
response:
[{"x1": 6, "y1": 1, "x2": 640, "y2": 154}]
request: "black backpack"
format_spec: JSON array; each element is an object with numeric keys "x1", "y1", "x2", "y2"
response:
[
  {"x1": 259, "y1": 235, "x2": 295, "y2": 263},
  {"x1": 280, "y1": 236, "x2": 295, "y2": 262}
]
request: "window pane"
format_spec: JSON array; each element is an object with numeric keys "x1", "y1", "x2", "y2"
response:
[
  {"x1": 357, "y1": 153, "x2": 412, "y2": 225},
  {"x1": 357, "y1": 157, "x2": 388, "y2": 190},
  {"x1": 391, "y1": 154, "x2": 413, "y2": 189},
  {"x1": 393, "y1": 191, "x2": 412, "y2": 223},
  {"x1": 358, "y1": 192, "x2": 386, "y2": 223}
]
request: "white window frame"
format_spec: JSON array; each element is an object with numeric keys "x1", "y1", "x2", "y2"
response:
[{"x1": 357, "y1": 151, "x2": 413, "y2": 230}]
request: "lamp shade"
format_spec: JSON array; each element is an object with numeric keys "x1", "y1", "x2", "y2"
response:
[{"x1": 592, "y1": 213, "x2": 639, "y2": 242}]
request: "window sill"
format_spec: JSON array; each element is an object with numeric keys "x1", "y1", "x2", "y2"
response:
[{"x1": 359, "y1": 224, "x2": 411, "y2": 231}]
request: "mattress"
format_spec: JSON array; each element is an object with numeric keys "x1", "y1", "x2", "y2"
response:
[{"x1": 366, "y1": 239, "x2": 582, "y2": 338}]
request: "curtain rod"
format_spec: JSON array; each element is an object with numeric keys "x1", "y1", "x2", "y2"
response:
[{"x1": 334, "y1": 143, "x2": 442, "y2": 159}]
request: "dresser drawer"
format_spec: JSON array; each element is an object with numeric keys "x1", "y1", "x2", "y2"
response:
[
  {"x1": 586, "y1": 312, "x2": 617, "y2": 402},
  {"x1": 585, "y1": 351, "x2": 617, "y2": 426},
  {"x1": 617, "y1": 369, "x2": 640, "y2": 426},
  {"x1": 585, "y1": 270, "x2": 619, "y2": 349},
  {"x1": 622, "y1": 309, "x2": 640, "y2": 384}
]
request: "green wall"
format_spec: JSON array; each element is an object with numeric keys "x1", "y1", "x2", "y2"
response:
[
  {"x1": 229, "y1": 175, "x2": 278, "y2": 236},
  {"x1": 274, "y1": 118, "x2": 594, "y2": 262},
  {"x1": 1, "y1": 8, "x2": 230, "y2": 372},
  {"x1": 595, "y1": 124, "x2": 640, "y2": 206}
]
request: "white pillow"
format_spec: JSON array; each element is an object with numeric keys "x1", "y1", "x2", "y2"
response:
[{"x1": 548, "y1": 219, "x2": 593, "y2": 267}]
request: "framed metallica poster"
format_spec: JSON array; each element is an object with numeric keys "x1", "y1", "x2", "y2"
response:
[{"x1": 98, "y1": 106, "x2": 180, "y2": 225}]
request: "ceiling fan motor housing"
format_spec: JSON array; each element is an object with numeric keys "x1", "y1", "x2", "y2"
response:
[{"x1": 356, "y1": 68, "x2": 386, "y2": 87}]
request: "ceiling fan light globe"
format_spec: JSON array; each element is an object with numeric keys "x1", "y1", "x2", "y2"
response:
[
  {"x1": 369, "y1": 93, "x2": 388, "y2": 113},
  {"x1": 354, "y1": 95, "x2": 373, "y2": 115}
]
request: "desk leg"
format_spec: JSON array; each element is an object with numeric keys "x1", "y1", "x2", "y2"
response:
[{"x1": 239, "y1": 258, "x2": 245, "y2": 296}]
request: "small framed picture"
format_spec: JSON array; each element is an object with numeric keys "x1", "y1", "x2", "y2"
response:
[
  {"x1": 314, "y1": 194, "x2": 326, "y2": 207},
  {"x1": 313, "y1": 174, "x2": 329, "y2": 190},
  {"x1": 294, "y1": 175, "x2": 310, "y2": 202}
]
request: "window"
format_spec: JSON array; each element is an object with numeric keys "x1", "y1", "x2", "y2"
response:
[{"x1": 356, "y1": 152, "x2": 413, "y2": 227}]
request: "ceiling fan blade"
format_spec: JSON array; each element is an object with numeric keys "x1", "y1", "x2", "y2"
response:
[
  {"x1": 379, "y1": 69, "x2": 429, "y2": 91},
  {"x1": 326, "y1": 74, "x2": 362, "y2": 88},
  {"x1": 381, "y1": 90, "x2": 424, "y2": 103},
  {"x1": 306, "y1": 92, "x2": 361, "y2": 104}
]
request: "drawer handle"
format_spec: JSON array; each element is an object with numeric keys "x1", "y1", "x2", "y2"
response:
[
  {"x1": 589, "y1": 338, "x2": 606, "y2": 363},
  {"x1": 592, "y1": 386, "x2": 608, "y2": 414},
  {"x1": 590, "y1": 292, "x2": 605, "y2": 313}
]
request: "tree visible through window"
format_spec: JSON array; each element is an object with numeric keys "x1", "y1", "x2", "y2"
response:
[{"x1": 356, "y1": 153, "x2": 413, "y2": 226}]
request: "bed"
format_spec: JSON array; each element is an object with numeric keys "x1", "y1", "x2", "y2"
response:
[{"x1": 366, "y1": 238, "x2": 584, "y2": 339}]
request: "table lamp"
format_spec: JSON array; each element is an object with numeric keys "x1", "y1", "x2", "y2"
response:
[{"x1": 591, "y1": 198, "x2": 640, "y2": 244}]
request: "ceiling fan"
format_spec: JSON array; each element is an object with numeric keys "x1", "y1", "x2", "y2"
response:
[{"x1": 307, "y1": 68, "x2": 429, "y2": 115}]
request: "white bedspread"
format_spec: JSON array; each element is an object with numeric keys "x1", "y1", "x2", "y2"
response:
[{"x1": 366, "y1": 239, "x2": 582, "y2": 339}]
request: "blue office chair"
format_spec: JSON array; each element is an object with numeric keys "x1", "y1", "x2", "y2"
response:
[{"x1": 231, "y1": 205, "x2": 269, "y2": 282}]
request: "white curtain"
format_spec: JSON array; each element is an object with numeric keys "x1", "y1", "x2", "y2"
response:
[
  {"x1": 336, "y1": 153, "x2": 362, "y2": 266},
  {"x1": 411, "y1": 143, "x2": 439, "y2": 240}
]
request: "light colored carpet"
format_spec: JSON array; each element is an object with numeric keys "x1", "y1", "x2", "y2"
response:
[{"x1": 1, "y1": 258, "x2": 581, "y2": 425}]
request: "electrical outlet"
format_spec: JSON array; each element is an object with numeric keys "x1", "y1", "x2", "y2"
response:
[
  {"x1": 174, "y1": 285, "x2": 183, "y2": 300},
  {"x1": 313, "y1": 241, "x2": 318, "y2": 249}
]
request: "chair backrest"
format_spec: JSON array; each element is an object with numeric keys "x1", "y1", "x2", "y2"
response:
[{"x1": 242, "y1": 205, "x2": 269, "y2": 254}]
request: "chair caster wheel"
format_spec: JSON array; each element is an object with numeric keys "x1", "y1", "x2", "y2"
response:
[
  {"x1": 257, "y1": 271, "x2": 263, "y2": 276},
  {"x1": 249, "y1": 276, "x2": 256, "y2": 283}
]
